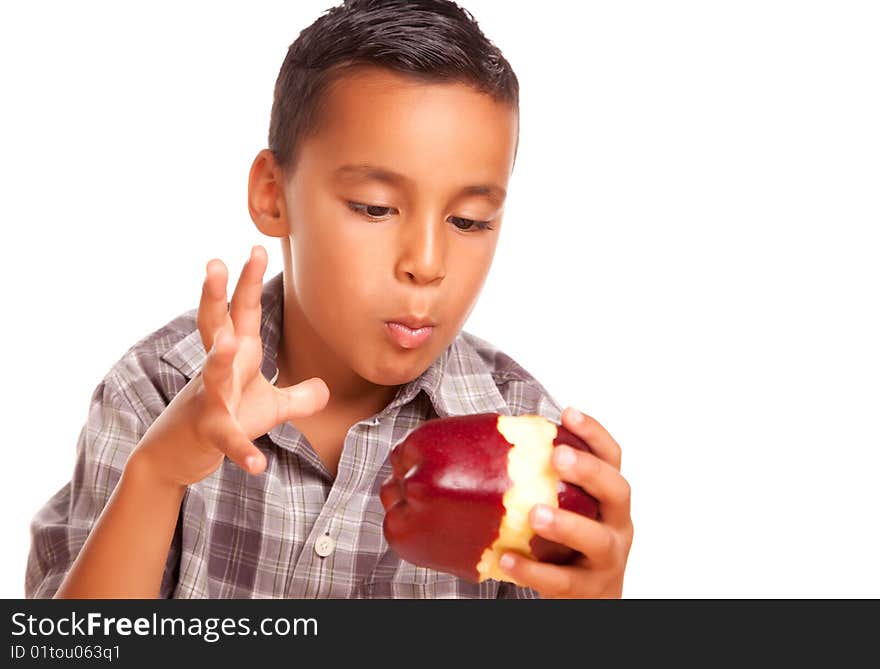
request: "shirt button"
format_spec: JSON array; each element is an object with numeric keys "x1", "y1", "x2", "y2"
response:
[{"x1": 314, "y1": 535, "x2": 335, "y2": 557}]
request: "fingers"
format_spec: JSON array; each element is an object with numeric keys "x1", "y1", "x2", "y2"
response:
[
  {"x1": 497, "y1": 552, "x2": 585, "y2": 598},
  {"x1": 553, "y1": 444, "x2": 632, "y2": 527},
  {"x1": 197, "y1": 245, "x2": 267, "y2": 352},
  {"x1": 198, "y1": 258, "x2": 231, "y2": 354},
  {"x1": 272, "y1": 377, "x2": 331, "y2": 424},
  {"x1": 192, "y1": 246, "x2": 272, "y2": 478},
  {"x1": 229, "y1": 245, "x2": 267, "y2": 339},
  {"x1": 562, "y1": 407, "x2": 622, "y2": 470},
  {"x1": 529, "y1": 504, "x2": 617, "y2": 565},
  {"x1": 202, "y1": 412, "x2": 266, "y2": 475},
  {"x1": 195, "y1": 323, "x2": 267, "y2": 475},
  {"x1": 201, "y1": 322, "x2": 238, "y2": 406}
]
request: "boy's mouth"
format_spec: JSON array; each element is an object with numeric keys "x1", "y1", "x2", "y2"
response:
[
  {"x1": 387, "y1": 314, "x2": 438, "y2": 329},
  {"x1": 385, "y1": 321, "x2": 435, "y2": 349}
]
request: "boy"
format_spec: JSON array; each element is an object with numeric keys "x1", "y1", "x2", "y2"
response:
[{"x1": 26, "y1": 0, "x2": 632, "y2": 599}]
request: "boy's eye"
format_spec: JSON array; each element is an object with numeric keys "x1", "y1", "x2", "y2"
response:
[
  {"x1": 449, "y1": 217, "x2": 494, "y2": 232},
  {"x1": 346, "y1": 201, "x2": 494, "y2": 232},
  {"x1": 364, "y1": 204, "x2": 393, "y2": 218}
]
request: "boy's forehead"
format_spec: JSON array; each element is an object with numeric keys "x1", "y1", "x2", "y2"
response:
[
  {"x1": 327, "y1": 64, "x2": 495, "y2": 104},
  {"x1": 304, "y1": 66, "x2": 518, "y2": 185}
]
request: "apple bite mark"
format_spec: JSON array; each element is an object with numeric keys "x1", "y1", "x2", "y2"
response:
[{"x1": 476, "y1": 415, "x2": 560, "y2": 583}]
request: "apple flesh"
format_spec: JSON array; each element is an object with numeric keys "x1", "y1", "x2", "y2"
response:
[{"x1": 379, "y1": 412, "x2": 599, "y2": 584}]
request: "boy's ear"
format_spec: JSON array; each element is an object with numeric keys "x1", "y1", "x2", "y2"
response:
[{"x1": 247, "y1": 148, "x2": 290, "y2": 238}]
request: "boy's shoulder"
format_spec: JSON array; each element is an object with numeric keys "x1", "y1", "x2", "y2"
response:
[
  {"x1": 456, "y1": 330, "x2": 547, "y2": 385},
  {"x1": 437, "y1": 329, "x2": 566, "y2": 424}
]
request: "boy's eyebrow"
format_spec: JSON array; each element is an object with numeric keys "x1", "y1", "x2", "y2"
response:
[{"x1": 333, "y1": 163, "x2": 506, "y2": 202}]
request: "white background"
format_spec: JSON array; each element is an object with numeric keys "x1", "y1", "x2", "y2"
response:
[{"x1": 1, "y1": 1, "x2": 878, "y2": 598}]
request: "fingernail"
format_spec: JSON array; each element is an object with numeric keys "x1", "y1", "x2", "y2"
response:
[
  {"x1": 499, "y1": 553, "x2": 516, "y2": 571},
  {"x1": 531, "y1": 504, "x2": 554, "y2": 529},
  {"x1": 245, "y1": 455, "x2": 257, "y2": 472},
  {"x1": 567, "y1": 407, "x2": 584, "y2": 424},
  {"x1": 554, "y1": 445, "x2": 576, "y2": 470}
]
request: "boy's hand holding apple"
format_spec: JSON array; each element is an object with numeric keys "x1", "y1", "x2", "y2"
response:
[{"x1": 381, "y1": 408, "x2": 633, "y2": 598}]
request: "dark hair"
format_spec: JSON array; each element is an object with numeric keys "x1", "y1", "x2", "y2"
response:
[{"x1": 268, "y1": 0, "x2": 520, "y2": 177}]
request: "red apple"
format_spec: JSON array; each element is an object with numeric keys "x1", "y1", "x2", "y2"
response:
[{"x1": 380, "y1": 412, "x2": 599, "y2": 584}]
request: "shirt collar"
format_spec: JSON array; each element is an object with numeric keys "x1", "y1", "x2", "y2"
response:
[{"x1": 160, "y1": 271, "x2": 509, "y2": 420}]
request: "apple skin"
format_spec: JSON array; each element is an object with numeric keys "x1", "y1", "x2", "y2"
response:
[{"x1": 379, "y1": 412, "x2": 599, "y2": 583}]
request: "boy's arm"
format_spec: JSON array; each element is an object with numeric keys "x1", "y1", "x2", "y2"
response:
[
  {"x1": 27, "y1": 247, "x2": 327, "y2": 599},
  {"x1": 53, "y1": 454, "x2": 185, "y2": 599},
  {"x1": 25, "y1": 376, "x2": 182, "y2": 599}
]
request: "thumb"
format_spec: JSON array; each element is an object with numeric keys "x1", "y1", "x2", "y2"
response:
[{"x1": 274, "y1": 377, "x2": 330, "y2": 423}]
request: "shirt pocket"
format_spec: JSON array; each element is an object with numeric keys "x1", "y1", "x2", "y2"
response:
[{"x1": 357, "y1": 562, "x2": 497, "y2": 599}]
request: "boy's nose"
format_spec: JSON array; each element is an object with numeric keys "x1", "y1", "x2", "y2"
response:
[{"x1": 395, "y1": 216, "x2": 447, "y2": 285}]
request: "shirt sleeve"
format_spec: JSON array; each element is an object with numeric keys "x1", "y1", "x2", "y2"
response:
[{"x1": 24, "y1": 374, "x2": 181, "y2": 598}]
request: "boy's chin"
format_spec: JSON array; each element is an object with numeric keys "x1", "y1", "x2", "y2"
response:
[{"x1": 365, "y1": 352, "x2": 438, "y2": 387}]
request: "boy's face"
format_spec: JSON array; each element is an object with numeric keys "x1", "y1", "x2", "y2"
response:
[{"x1": 263, "y1": 66, "x2": 518, "y2": 389}]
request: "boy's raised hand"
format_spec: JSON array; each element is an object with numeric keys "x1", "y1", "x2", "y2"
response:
[{"x1": 129, "y1": 245, "x2": 330, "y2": 488}]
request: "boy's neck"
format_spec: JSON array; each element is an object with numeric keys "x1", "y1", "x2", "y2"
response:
[{"x1": 273, "y1": 293, "x2": 401, "y2": 422}]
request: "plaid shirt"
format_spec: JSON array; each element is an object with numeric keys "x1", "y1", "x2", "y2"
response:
[{"x1": 26, "y1": 271, "x2": 565, "y2": 598}]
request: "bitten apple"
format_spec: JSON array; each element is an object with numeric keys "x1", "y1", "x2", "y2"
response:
[{"x1": 379, "y1": 412, "x2": 599, "y2": 584}]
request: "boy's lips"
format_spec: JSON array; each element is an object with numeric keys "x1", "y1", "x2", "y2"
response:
[
  {"x1": 387, "y1": 314, "x2": 437, "y2": 329},
  {"x1": 385, "y1": 321, "x2": 435, "y2": 349}
]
